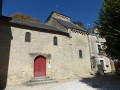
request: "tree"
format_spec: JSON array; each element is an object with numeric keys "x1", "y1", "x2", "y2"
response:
[
  {"x1": 72, "y1": 21, "x2": 86, "y2": 30},
  {"x1": 93, "y1": 25, "x2": 98, "y2": 30},
  {"x1": 11, "y1": 13, "x2": 40, "y2": 23},
  {"x1": 95, "y1": 0, "x2": 120, "y2": 60}
]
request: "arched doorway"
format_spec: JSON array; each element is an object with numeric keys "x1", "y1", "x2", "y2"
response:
[{"x1": 34, "y1": 56, "x2": 46, "y2": 77}]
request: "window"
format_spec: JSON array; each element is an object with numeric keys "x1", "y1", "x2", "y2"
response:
[
  {"x1": 98, "y1": 45, "x2": 102, "y2": 53},
  {"x1": 100, "y1": 60, "x2": 105, "y2": 70},
  {"x1": 53, "y1": 36, "x2": 57, "y2": 45},
  {"x1": 96, "y1": 34, "x2": 99, "y2": 40},
  {"x1": 79, "y1": 50, "x2": 82, "y2": 58},
  {"x1": 25, "y1": 32, "x2": 31, "y2": 42}
]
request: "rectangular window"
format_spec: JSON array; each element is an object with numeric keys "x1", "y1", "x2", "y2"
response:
[
  {"x1": 53, "y1": 36, "x2": 57, "y2": 45},
  {"x1": 79, "y1": 50, "x2": 82, "y2": 58},
  {"x1": 98, "y1": 45, "x2": 102, "y2": 54},
  {"x1": 25, "y1": 32, "x2": 31, "y2": 42}
]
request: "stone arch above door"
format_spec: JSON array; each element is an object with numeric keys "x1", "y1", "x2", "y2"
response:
[{"x1": 29, "y1": 53, "x2": 51, "y2": 60}]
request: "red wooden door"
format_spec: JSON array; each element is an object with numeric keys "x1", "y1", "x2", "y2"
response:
[{"x1": 34, "y1": 56, "x2": 46, "y2": 77}]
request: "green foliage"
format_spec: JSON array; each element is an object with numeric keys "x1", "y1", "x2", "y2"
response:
[
  {"x1": 11, "y1": 13, "x2": 40, "y2": 23},
  {"x1": 93, "y1": 25, "x2": 99, "y2": 30},
  {"x1": 95, "y1": 0, "x2": 120, "y2": 60},
  {"x1": 72, "y1": 21, "x2": 83, "y2": 26},
  {"x1": 72, "y1": 21, "x2": 86, "y2": 30}
]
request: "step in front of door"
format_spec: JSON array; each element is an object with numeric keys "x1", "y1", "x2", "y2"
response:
[{"x1": 24, "y1": 77, "x2": 58, "y2": 86}]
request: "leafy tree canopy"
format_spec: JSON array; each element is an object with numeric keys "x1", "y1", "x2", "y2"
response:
[
  {"x1": 95, "y1": 0, "x2": 120, "y2": 60},
  {"x1": 72, "y1": 21, "x2": 86, "y2": 30},
  {"x1": 11, "y1": 13, "x2": 40, "y2": 23}
]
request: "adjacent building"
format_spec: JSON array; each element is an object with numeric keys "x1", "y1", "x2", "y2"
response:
[{"x1": 88, "y1": 28, "x2": 112, "y2": 74}]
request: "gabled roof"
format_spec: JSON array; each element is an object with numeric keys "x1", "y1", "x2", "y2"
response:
[
  {"x1": 45, "y1": 11, "x2": 70, "y2": 23},
  {"x1": 54, "y1": 18, "x2": 86, "y2": 32},
  {"x1": 0, "y1": 15, "x2": 69, "y2": 34}
]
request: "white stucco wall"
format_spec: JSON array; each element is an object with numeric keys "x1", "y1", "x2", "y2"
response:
[{"x1": 88, "y1": 34, "x2": 111, "y2": 73}]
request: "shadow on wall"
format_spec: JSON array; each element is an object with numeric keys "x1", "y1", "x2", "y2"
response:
[
  {"x1": 0, "y1": 23, "x2": 13, "y2": 89},
  {"x1": 79, "y1": 75, "x2": 120, "y2": 90}
]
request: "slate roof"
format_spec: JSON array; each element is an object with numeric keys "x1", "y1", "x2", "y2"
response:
[
  {"x1": 87, "y1": 28, "x2": 94, "y2": 34},
  {"x1": 54, "y1": 18, "x2": 86, "y2": 32},
  {"x1": 0, "y1": 15, "x2": 68, "y2": 34}
]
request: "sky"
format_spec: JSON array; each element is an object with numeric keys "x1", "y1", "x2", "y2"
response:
[{"x1": 2, "y1": 0, "x2": 104, "y2": 28}]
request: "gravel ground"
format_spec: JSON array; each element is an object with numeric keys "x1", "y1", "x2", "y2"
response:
[
  {"x1": 5, "y1": 75, "x2": 120, "y2": 90},
  {"x1": 5, "y1": 79, "x2": 96, "y2": 90}
]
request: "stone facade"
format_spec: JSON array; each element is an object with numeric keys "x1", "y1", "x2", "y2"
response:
[
  {"x1": 45, "y1": 12, "x2": 91, "y2": 77},
  {"x1": 0, "y1": 12, "x2": 91, "y2": 88},
  {"x1": 88, "y1": 28, "x2": 112, "y2": 74},
  {"x1": 46, "y1": 12, "x2": 70, "y2": 22}
]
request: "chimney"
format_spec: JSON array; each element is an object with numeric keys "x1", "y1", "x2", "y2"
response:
[{"x1": 0, "y1": 0, "x2": 2, "y2": 15}]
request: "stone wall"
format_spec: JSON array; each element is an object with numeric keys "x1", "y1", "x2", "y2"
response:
[
  {"x1": 51, "y1": 13, "x2": 70, "y2": 22},
  {"x1": 70, "y1": 30, "x2": 91, "y2": 77},
  {"x1": 0, "y1": 23, "x2": 91, "y2": 88}
]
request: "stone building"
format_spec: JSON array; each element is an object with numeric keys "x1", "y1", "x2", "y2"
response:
[
  {"x1": 0, "y1": 12, "x2": 91, "y2": 89},
  {"x1": 88, "y1": 28, "x2": 113, "y2": 74}
]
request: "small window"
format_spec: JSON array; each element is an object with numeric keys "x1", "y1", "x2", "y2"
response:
[
  {"x1": 79, "y1": 50, "x2": 82, "y2": 58},
  {"x1": 96, "y1": 34, "x2": 99, "y2": 40},
  {"x1": 25, "y1": 32, "x2": 31, "y2": 42},
  {"x1": 98, "y1": 45, "x2": 102, "y2": 53},
  {"x1": 53, "y1": 36, "x2": 57, "y2": 45}
]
